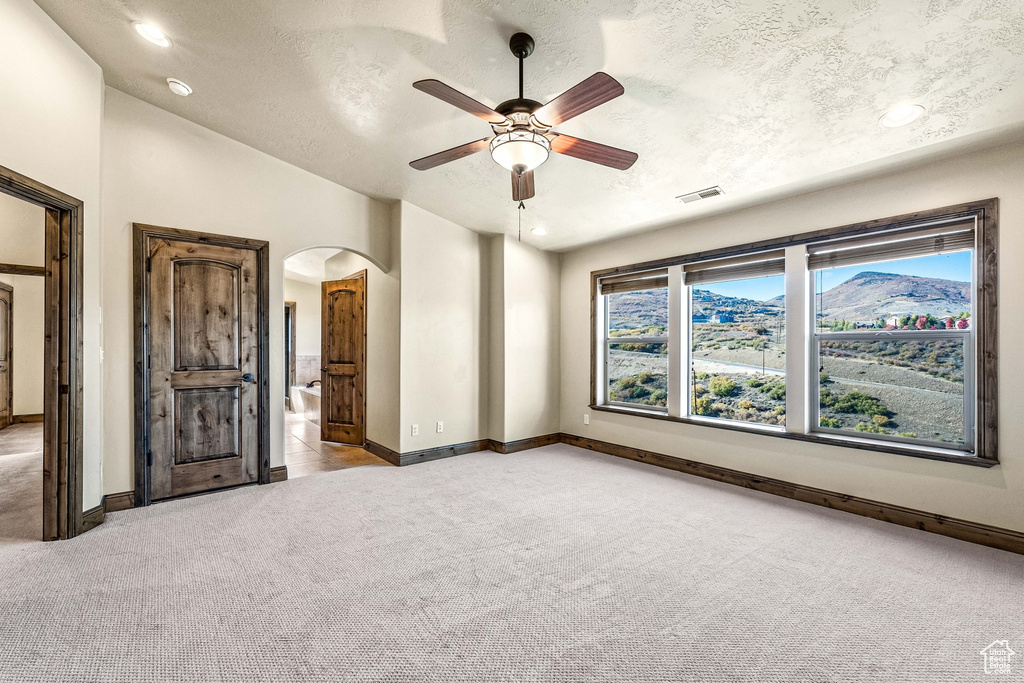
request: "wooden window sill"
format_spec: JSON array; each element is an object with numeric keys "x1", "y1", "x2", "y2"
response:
[{"x1": 589, "y1": 404, "x2": 997, "y2": 468}]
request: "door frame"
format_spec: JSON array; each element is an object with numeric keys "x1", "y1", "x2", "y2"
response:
[
  {"x1": 0, "y1": 163, "x2": 85, "y2": 541},
  {"x1": 0, "y1": 282, "x2": 12, "y2": 429},
  {"x1": 284, "y1": 300, "x2": 296, "y2": 410},
  {"x1": 132, "y1": 223, "x2": 271, "y2": 507}
]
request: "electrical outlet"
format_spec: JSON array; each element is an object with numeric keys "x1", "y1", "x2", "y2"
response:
[
  {"x1": 436, "y1": 421, "x2": 444, "y2": 433},
  {"x1": 411, "y1": 424, "x2": 419, "y2": 436},
  {"x1": 583, "y1": 413, "x2": 590, "y2": 425}
]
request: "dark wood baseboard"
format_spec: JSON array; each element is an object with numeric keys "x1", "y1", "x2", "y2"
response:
[
  {"x1": 399, "y1": 439, "x2": 491, "y2": 466},
  {"x1": 12, "y1": 413, "x2": 43, "y2": 424},
  {"x1": 560, "y1": 433, "x2": 1024, "y2": 555},
  {"x1": 82, "y1": 504, "x2": 104, "y2": 531},
  {"x1": 103, "y1": 491, "x2": 135, "y2": 513},
  {"x1": 489, "y1": 433, "x2": 562, "y2": 454},
  {"x1": 270, "y1": 465, "x2": 288, "y2": 483},
  {"x1": 364, "y1": 440, "x2": 401, "y2": 466}
]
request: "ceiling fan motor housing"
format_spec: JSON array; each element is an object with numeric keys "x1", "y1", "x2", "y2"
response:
[{"x1": 509, "y1": 32, "x2": 535, "y2": 59}]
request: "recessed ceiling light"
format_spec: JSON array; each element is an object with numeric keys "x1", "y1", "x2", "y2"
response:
[
  {"x1": 879, "y1": 104, "x2": 925, "y2": 128},
  {"x1": 167, "y1": 78, "x2": 193, "y2": 97},
  {"x1": 530, "y1": 227, "x2": 547, "y2": 236},
  {"x1": 134, "y1": 22, "x2": 171, "y2": 47}
]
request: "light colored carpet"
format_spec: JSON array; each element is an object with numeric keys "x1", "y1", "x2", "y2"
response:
[
  {"x1": 0, "y1": 422, "x2": 43, "y2": 545},
  {"x1": 1, "y1": 444, "x2": 1021, "y2": 682}
]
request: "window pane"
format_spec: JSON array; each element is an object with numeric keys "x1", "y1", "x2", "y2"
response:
[
  {"x1": 608, "y1": 342, "x2": 668, "y2": 408},
  {"x1": 607, "y1": 288, "x2": 667, "y2": 338},
  {"x1": 815, "y1": 251, "x2": 972, "y2": 333},
  {"x1": 691, "y1": 275, "x2": 786, "y2": 426},
  {"x1": 818, "y1": 339, "x2": 965, "y2": 445}
]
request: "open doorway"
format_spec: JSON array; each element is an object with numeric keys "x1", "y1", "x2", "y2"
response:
[
  {"x1": 0, "y1": 164, "x2": 85, "y2": 542},
  {"x1": 282, "y1": 249, "x2": 389, "y2": 478}
]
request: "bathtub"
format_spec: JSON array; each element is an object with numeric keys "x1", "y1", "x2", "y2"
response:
[{"x1": 291, "y1": 385, "x2": 321, "y2": 425}]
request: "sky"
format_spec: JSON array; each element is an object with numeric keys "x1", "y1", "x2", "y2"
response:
[{"x1": 698, "y1": 251, "x2": 972, "y2": 302}]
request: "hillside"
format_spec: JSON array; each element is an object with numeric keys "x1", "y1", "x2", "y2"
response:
[
  {"x1": 817, "y1": 271, "x2": 970, "y2": 321},
  {"x1": 608, "y1": 271, "x2": 969, "y2": 328}
]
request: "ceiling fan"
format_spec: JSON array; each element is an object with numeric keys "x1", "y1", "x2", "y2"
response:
[{"x1": 409, "y1": 32, "x2": 638, "y2": 202}]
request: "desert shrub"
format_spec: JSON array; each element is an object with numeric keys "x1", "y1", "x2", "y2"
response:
[
  {"x1": 855, "y1": 421, "x2": 887, "y2": 434},
  {"x1": 709, "y1": 376, "x2": 736, "y2": 397},
  {"x1": 899, "y1": 432, "x2": 918, "y2": 438},
  {"x1": 693, "y1": 383, "x2": 707, "y2": 397},
  {"x1": 692, "y1": 397, "x2": 714, "y2": 416},
  {"x1": 738, "y1": 400, "x2": 753, "y2": 410},
  {"x1": 747, "y1": 377, "x2": 764, "y2": 389},
  {"x1": 636, "y1": 372, "x2": 653, "y2": 384},
  {"x1": 773, "y1": 405, "x2": 786, "y2": 415},
  {"x1": 767, "y1": 383, "x2": 786, "y2": 401},
  {"x1": 649, "y1": 389, "x2": 667, "y2": 404},
  {"x1": 819, "y1": 390, "x2": 836, "y2": 407},
  {"x1": 872, "y1": 414, "x2": 889, "y2": 427},
  {"x1": 819, "y1": 373, "x2": 830, "y2": 384},
  {"x1": 711, "y1": 402, "x2": 731, "y2": 414},
  {"x1": 631, "y1": 384, "x2": 650, "y2": 399},
  {"x1": 694, "y1": 372, "x2": 709, "y2": 380},
  {"x1": 819, "y1": 417, "x2": 840, "y2": 428},
  {"x1": 617, "y1": 376, "x2": 637, "y2": 389},
  {"x1": 834, "y1": 391, "x2": 888, "y2": 416}
]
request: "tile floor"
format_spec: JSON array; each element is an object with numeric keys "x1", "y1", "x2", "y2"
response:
[{"x1": 284, "y1": 411, "x2": 391, "y2": 478}]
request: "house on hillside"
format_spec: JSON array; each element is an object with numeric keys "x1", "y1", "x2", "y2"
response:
[{"x1": 710, "y1": 312, "x2": 735, "y2": 324}]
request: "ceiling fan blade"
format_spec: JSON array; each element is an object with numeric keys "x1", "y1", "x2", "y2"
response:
[
  {"x1": 409, "y1": 137, "x2": 493, "y2": 171},
  {"x1": 532, "y1": 73, "x2": 624, "y2": 127},
  {"x1": 413, "y1": 79, "x2": 508, "y2": 124},
  {"x1": 512, "y1": 170, "x2": 535, "y2": 201},
  {"x1": 550, "y1": 134, "x2": 637, "y2": 170}
]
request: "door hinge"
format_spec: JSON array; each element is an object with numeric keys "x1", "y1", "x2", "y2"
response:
[
  {"x1": 147, "y1": 451, "x2": 153, "y2": 467},
  {"x1": 146, "y1": 257, "x2": 152, "y2": 273},
  {"x1": 59, "y1": 384, "x2": 69, "y2": 395},
  {"x1": 147, "y1": 354, "x2": 151, "y2": 369}
]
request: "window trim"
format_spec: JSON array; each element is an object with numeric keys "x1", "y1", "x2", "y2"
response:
[{"x1": 590, "y1": 198, "x2": 998, "y2": 465}]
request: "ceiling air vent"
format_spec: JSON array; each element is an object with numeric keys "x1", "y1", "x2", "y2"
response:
[{"x1": 677, "y1": 186, "x2": 724, "y2": 203}]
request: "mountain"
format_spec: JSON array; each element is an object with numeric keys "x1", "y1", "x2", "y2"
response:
[{"x1": 817, "y1": 271, "x2": 970, "y2": 321}]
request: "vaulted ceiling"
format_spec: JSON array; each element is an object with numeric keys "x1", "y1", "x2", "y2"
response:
[{"x1": 36, "y1": 0, "x2": 1024, "y2": 250}]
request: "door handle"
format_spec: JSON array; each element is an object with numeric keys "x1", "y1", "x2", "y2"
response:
[
  {"x1": 240, "y1": 373, "x2": 255, "y2": 383},
  {"x1": 321, "y1": 367, "x2": 327, "y2": 373}
]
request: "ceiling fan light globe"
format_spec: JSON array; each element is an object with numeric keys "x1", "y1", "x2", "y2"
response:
[{"x1": 489, "y1": 131, "x2": 550, "y2": 172}]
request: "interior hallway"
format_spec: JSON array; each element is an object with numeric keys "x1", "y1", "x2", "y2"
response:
[
  {"x1": 0, "y1": 422, "x2": 43, "y2": 544},
  {"x1": 284, "y1": 411, "x2": 390, "y2": 478}
]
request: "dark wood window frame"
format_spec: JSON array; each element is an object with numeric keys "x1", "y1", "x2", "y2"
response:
[
  {"x1": 132, "y1": 224, "x2": 271, "y2": 506},
  {"x1": 591, "y1": 198, "x2": 999, "y2": 467},
  {"x1": 0, "y1": 163, "x2": 86, "y2": 539}
]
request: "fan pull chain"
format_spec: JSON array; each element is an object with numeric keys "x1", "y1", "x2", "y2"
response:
[{"x1": 517, "y1": 201, "x2": 525, "y2": 241}]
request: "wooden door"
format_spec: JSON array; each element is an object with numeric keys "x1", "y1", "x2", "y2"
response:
[
  {"x1": 145, "y1": 236, "x2": 262, "y2": 500},
  {"x1": 321, "y1": 272, "x2": 365, "y2": 444},
  {"x1": 0, "y1": 283, "x2": 11, "y2": 430}
]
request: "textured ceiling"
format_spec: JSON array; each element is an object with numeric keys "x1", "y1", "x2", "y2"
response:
[{"x1": 35, "y1": 0, "x2": 1024, "y2": 250}]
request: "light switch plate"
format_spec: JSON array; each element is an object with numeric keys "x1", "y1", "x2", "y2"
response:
[
  {"x1": 437, "y1": 421, "x2": 444, "y2": 433},
  {"x1": 583, "y1": 414, "x2": 590, "y2": 425},
  {"x1": 411, "y1": 424, "x2": 419, "y2": 436}
]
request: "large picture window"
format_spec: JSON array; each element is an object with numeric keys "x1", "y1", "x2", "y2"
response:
[
  {"x1": 686, "y1": 251, "x2": 786, "y2": 427},
  {"x1": 809, "y1": 222, "x2": 975, "y2": 450},
  {"x1": 591, "y1": 200, "x2": 998, "y2": 465},
  {"x1": 600, "y1": 270, "x2": 669, "y2": 410}
]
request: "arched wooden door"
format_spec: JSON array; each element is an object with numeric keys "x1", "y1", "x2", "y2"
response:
[{"x1": 320, "y1": 272, "x2": 365, "y2": 444}]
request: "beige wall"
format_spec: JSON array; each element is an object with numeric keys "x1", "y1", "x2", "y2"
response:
[
  {"x1": 560, "y1": 140, "x2": 1024, "y2": 532},
  {"x1": 325, "y1": 239, "x2": 401, "y2": 452},
  {"x1": 101, "y1": 87, "x2": 392, "y2": 494},
  {"x1": 495, "y1": 237, "x2": 561, "y2": 443},
  {"x1": 0, "y1": 193, "x2": 45, "y2": 266},
  {"x1": 0, "y1": 274, "x2": 45, "y2": 416},
  {"x1": 283, "y1": 277, "x2": 321, "y2": 358},
  {"x1": 0, "y1": 0, "x2": 104, "y2": 509},
  {"x1": 399, "y1": 201, "x2": 489, "y2": 453},
  {"x1": 487, "y1": 237, "x2": 505, "y2": 442}
]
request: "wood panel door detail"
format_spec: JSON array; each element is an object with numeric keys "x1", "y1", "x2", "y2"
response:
[
  {"x1": 146, "y1": 238, "x2": 261, "y2": 500},
  {"x1": 0, "y1": 283, "x2": 11, "y2": 430},
  {"x1": 321, "y1": 272, "x2": 365, "y2": 444}
]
